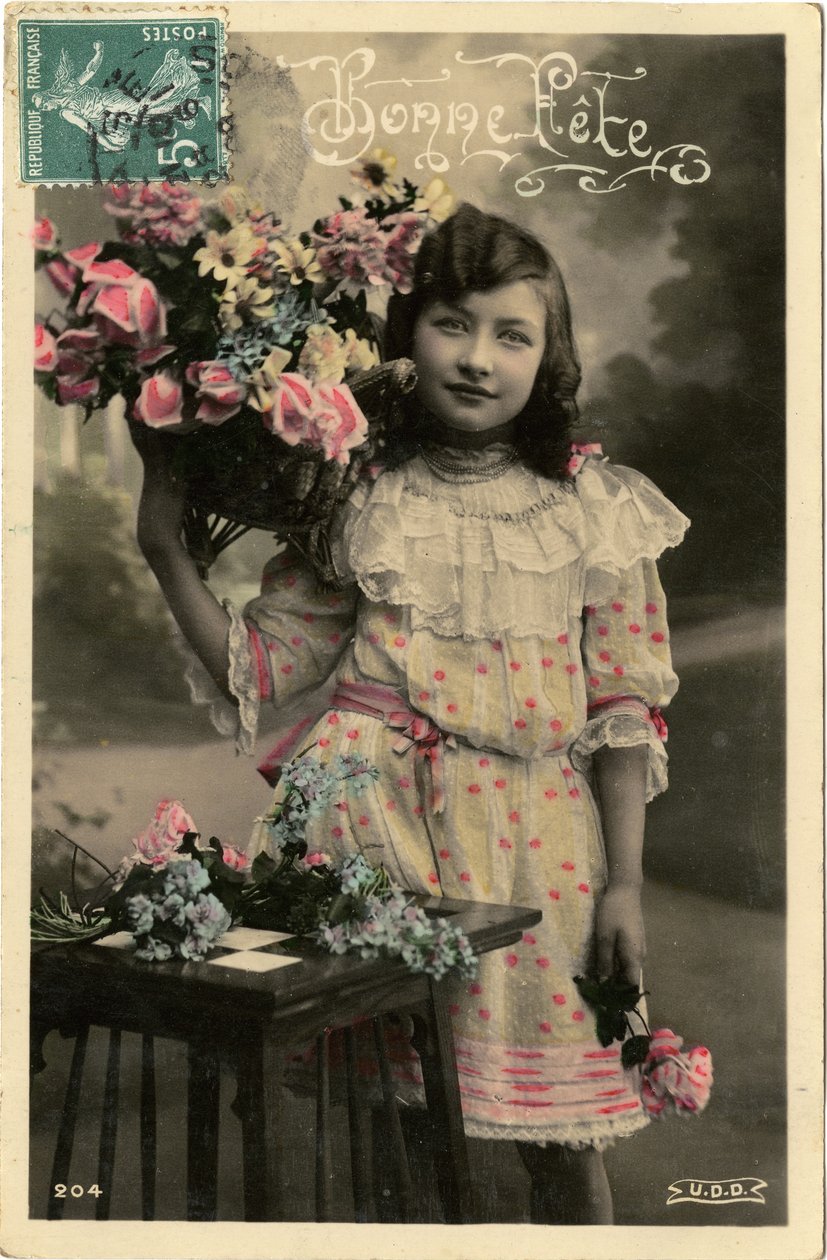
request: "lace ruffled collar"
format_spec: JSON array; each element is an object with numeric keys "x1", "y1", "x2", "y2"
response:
[{"x1": 331, "y1": 454, "x2": 689, "y2": 640}]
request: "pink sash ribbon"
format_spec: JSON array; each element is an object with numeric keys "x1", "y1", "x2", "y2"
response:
[
  {"x1": 256, "y1": 684, "x2": 601, "y2": 806},
  {"x1": 329, "y1": 681, "x2": 457, "y2": 814},
  {"x1": 256, "y1": 681, "x2": 456, "y2": 811}
]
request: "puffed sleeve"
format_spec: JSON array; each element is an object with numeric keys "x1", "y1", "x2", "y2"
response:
[
  {"x1": 183, "y1": 543, "x2": 358, "y2": 754},
  {"x1": 569, "y1": 455, "x2": 690, "y2": 801}
]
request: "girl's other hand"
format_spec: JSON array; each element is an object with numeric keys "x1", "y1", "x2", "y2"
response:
[
  {"x1": 595, "y1": 883, "x2": 646, "y2": 986},
  {"x1": 129, "y1": 422, "x2": 187, "y2": 557}
]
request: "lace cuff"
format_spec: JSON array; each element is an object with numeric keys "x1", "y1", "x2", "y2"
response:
[
  {"x1": 181, "y1": 600, "x2": 260, "y2": 755},
  {"x1": 571, "y1": 704, "x2": 669, "y2": 802}
]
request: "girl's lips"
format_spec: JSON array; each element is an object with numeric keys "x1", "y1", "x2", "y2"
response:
[{"x1": 446, "y1": 383, "x2": 496, "y2": 399}]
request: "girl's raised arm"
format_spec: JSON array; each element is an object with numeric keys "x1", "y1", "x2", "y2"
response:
[{"x1": 130, "y1": 426, "x2": 235, "y2": 703}]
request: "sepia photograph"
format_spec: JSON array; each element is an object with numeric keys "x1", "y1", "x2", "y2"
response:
[{"x1": 2, "y1": 3, "x2": 822, "y2": 1258}]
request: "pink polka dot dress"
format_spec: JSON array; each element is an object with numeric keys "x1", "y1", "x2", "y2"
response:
[{"x1": 188, "y1": 445, "x2": 689, "y2": 1149}]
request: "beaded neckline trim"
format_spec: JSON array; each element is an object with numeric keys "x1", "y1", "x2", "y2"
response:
[
  {"x1": 401, "y1": 482, "x2": 574, "y2": 521},
  {"x1": 418, "y1": 445, "x2": 519, "y2": 483}
]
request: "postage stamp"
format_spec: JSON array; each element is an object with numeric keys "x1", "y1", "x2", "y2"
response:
[{"x1": 17, "y1": 12, "x2": 229, "y2": 184}]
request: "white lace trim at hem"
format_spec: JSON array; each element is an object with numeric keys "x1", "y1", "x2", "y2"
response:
[
  {"x1": 359, "y1": 1083, "x2": 650, "y2": 1149},
  {"x1": 181, "y1": 599, "x2": 259, "y2": 754},
  {"x1": 463, "y1": 1108, "x2": 651, "y2": 1150}
]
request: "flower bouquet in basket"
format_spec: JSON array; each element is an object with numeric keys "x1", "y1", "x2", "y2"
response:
[
  {"x1": 33, "y1": 154, "x2": 452, "y2": 577},
  {"x1": 31, "y1": 753, "x2": 478, "y2": 980}
]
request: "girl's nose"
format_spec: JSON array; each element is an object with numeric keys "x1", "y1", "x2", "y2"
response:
[{"x1": 458, "y1": 335, "x2": 493, "y2": 375}]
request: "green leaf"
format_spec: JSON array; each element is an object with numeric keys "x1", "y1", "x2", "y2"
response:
[
  {"x1": 178, "y1": 831, "x2": 201, "y2": 858},
  {"x1": 621, "y1": 1035, "x2": 652, "y2": 1069},
  {"x1": 251, "y1": 850, "x2": 277, "y2": 883},
  {"x1": 574, "y1": 974, "x2": 602, "y2": 1005},
  {"x1": 595, "y1": 1008, "x2": 617, "y2": 1048}
]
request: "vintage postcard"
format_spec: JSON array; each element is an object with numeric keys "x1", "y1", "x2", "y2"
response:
[{"x1": 2, "y1": 2, "x2": 823, "y2": 1258}]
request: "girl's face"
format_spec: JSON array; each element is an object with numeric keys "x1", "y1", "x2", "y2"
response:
[{"x1": 411, "y1": 281, "x2": 546, "y2": 434}]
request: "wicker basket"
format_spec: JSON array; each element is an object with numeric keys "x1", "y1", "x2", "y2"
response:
[{"x1": 179, "y1": 358, "x2": 417, "y2": 579}]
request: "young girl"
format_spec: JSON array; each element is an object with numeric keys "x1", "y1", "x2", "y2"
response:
[{"x1": 134, "y1": 203, "x2": 689, "y2": 1225}]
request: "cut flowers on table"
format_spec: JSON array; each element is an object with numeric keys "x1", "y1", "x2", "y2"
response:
[{"x1": 31, "y1": 756, "x2": 477, "y2": 981}]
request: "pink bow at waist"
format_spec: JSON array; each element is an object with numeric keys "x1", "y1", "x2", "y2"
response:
[{"x1": 329, "y1": 681, "x2": 457, "y2": 813}]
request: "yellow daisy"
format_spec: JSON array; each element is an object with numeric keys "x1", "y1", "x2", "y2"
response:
[
  {"x1": 413, "y1": 177, "x2": 455, "y2": 223},
  {"x1": 272, "y1": 238, "x2": 324, "y2": 287},
  {"x1": 350, "y1": 148, "x2": 400, "y2": 198},
  {"x1": 194, "y1": 226, "x2": 260, "y2": 288},
  {"x1": 218, "y1": 278, "x2": 276, "y2": 332}
]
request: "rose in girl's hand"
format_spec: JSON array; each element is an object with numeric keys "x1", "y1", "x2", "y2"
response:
[
  {"x1": 135, "y1": 798, "x2": 197, "y2": 865},
  {"x1": 219, "y1": 844, "x2": 252, "y2": 872},
  {"x1": 595, "y1": 883, "x2": 646, "y2": 984},
  {"x1": 641, "y1": 1029, "x2": 714, "y2": 1117}
]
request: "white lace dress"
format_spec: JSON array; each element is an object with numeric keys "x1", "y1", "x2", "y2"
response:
[{"x1": 188, "y1": 445, "x2": 689, "y2": 1148}]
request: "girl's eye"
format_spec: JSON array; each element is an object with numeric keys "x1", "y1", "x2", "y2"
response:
[
  {"x1": 434, "y1": 316, "x2": 466, "y2": 332},
  {"x1": 500, "y1": 328, "x2": 531, "y2": 346}
]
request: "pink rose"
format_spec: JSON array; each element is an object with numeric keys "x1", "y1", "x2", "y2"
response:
[
  {"x1": 313, "y1": 383, "x2": 370, "y2": 465},
  {"x1": 34, "y1": 324, "x2": 58, "y2": 373},
  {"x1": 133, "y1": 370, "x2": 187, "y2": 429},
  {"x1": 53, "y1": 328, "x2": 103, "y2": 403},
  {"x1": 220, "y1": 844, "x2": 252, "y2": 872},
  {"x1": 135, "y1": 344, "x2": 177, "y2": 369},
  {"x1": 262, "y1": 374, "x2": 368, "y2": 467},
  {"x1": 264, "y1": 373, "x2": 317, "y2": 446},
  {"x1": 300, "y1": 851, "x2": 332, "y2": 870},
  {"x1": 641, "y1": 1028, "x2": 714, "y2": 1118},
  {"x1": 132, "y1": 798, "x2": 198, "y2": 867},
  {"x1": 185, "y1": 361, "x2": 246, "y2": 425},
  {"x1": 32, "y1": 216, "x2": 58, "y2": 252},
  {"x1": 43, "y1": 242, "x2": 101, "y2": 297},
  {"x1": 44, "y1": 257, "x2": 80, "y2": 297},
  {"x1": 80, "y1": 257, "x2": 167, "y2": 348}
]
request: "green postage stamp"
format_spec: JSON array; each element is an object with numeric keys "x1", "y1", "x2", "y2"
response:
[{"x1": 18, "y1": 13, "x2": 228, "y2": 184}]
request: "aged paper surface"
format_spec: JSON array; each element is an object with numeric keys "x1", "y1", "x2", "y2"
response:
[{"x1": 2, "y1": 2, "x2": 823, "y2": 1257}]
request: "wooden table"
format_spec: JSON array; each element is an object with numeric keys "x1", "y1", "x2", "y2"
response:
[{"x1": 31, "y1": 895, "x2": 541, "y2": 1223}]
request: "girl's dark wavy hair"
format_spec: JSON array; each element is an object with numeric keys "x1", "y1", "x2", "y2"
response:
[{"x1": 383, "y1": 203, "x2": 581, "y2": 480}]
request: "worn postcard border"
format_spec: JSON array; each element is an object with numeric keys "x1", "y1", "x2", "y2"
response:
[{"x1": 2, "y1": 2, "x2": 823, "y2": 1258}]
